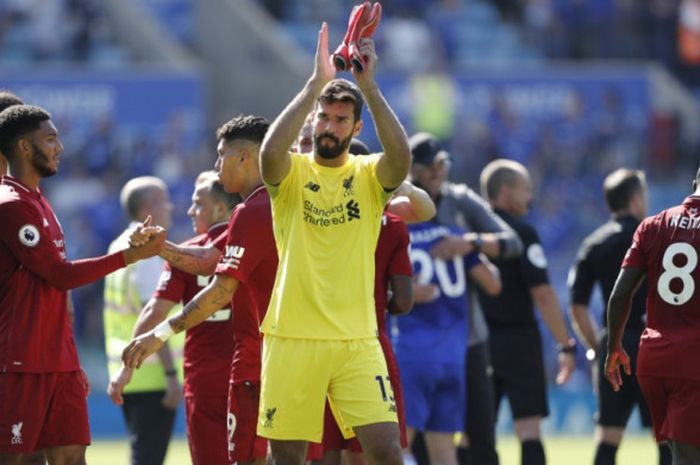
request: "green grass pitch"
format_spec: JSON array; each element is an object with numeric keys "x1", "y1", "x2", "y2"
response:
[{"x1": 87, "y1": 434, "x2": 661, "y2": 464}]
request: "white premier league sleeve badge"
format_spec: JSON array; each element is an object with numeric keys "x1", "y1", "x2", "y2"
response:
[
  {"x1": 527, "y1": 243, "x2": 548, "y2": 269},
  {"x1": 18, "y1": 224, "x2": 40, "y2": 247}
]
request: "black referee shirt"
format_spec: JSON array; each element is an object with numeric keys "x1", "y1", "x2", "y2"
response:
[
  {"x1": 569, "y1": 214, "x2": 646, "y2": 329},
  {"x1": 479, "y1": 209, "x2": 550, "y2": 328}
]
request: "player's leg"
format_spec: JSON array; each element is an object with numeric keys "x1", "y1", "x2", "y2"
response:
[
  {"x1": 228, "y1": 382, "x2": 267, "y2": 465},
  {"x1": 592, "y1": 331, "x2": 638, "y2": 465},
  {"x1": 258, "y1": 336, "x2": 332, "y2": 464},
  {"x1": 625, "y1": 333, "x2": 672, "y2": 465},
  {"x1": 353, "y1": 423, "x2": 402, "y2": 465},
  {"x1": 19, "y1": 453, "x2": 45, "y2": 465},
  {"x1": 501, "y1": 328, "x2": 548, "y2": 465},
  {"x1": 423, "y1": 362, "x2": 464, "y2": 465},
  {"x1": 667, "y1": 441, "x2": 700, "y2": 465},
  {"x1": 424, "y1": 433, "x2": 458, "y2": 465},
  {"x1": 121, "y1": 391, "x2": 176, "y2": 465},
  {"x1": 268, "y1": 441, "x2": 308, "y2": 465},
  {"x1": 331, "y1": 339, "x2": 402, "y2": 465},
  {"x1": 512, "y1": 417, "x2": 544, "y2": 465},
  {"x1": 42, "y1": 446, "x2": 86, "y2": 465},
  {"x1": 186, "y1": 394, "x2": 229, "y2": 465},
  {"x1": 396, "y1": 355, "x2": 433, "y2": 465},
  {"x1": 463, "y1": 342, "x2": 499, "y2": 465},
  {"x1": 0, "y1": 454, "x2": 24, "y2": 465},
  {"x1": 34, "y1": 372, "x2": 90, "y2": 465}
]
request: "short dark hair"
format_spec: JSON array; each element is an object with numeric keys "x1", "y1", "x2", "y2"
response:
[
  {"x1": 318, "y1": 79, "x2": 364, "y2": 122},
  {"x1": 195, "y1": 170, "x2": 241, "y2": 210},
  {"x1": 0, "y1": 105, "x2": 51, "y2": 161},
  {"x1": 0, "y1": 91, "x2": 23, "y2": 113},
  {"x1": 216, "y1": 115, "x2": 270, "y2": 145},
  {"x1": 603, "y1": 168, "x2": 646, "y2": 212}
]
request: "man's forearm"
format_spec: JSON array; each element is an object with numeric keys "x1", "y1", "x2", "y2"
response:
[
  {"x1": 364, "y1": 85, "x2": 410, "y2": 188},
  {"x1": 160, "y1": 242, "x2": 219, "y2": 276},
  {"x1": 532, "y1": 285, "x2": 571, "y2": 346},
  {"x1": 269, "y1": 79, "x2": 322, "y2": 154},
  {"x1": 167, "y1": 277, "x2": 237, "y2": 333},
  {"x1": 261, "y1": 79, "x2": 324, "y2": 184},
  {"x1": 132, "y1": 298, "x2": 176, "y2": 338},
  {"x1": 570, "y1": 304, "x2": 598, "y2": 351}
]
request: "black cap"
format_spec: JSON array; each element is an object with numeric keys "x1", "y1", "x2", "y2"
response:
[{"x1": 409, "y1": 132, "x2": 450, "y2": 166}]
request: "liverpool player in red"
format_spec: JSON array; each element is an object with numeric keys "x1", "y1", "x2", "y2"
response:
[
  {"x1": 122, "y1": 115, "x2": 274, "y2": 465},
  {"x1": 606, "y1": 167, "x2": 700, "y2": 465},
  {"x1": 0, "y1": 105, "x2": 164, "y2": 465},
  {"x1": 108, "y1": 170, "x2": 240, "y2": 465}
]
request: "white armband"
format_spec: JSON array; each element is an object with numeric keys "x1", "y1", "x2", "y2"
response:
[{"x1": 153, "y1": 320, "x2": 174, "y2": 342}]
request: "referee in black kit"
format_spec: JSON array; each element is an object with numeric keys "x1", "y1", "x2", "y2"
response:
[
  {"x1": 568, "y1": 168, "x2": 671, "y2": 465},
  {"x1": 478, "y1": 159, "x2": 576, "y2": 465}
]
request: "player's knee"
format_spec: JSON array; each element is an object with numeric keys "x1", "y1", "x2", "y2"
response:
[
  {"x1": 364, "y1": 439, "x2": 403, "y2": 465},
  {"x1": 268, "y1": 440, "x2": 307, "y2": 465}
]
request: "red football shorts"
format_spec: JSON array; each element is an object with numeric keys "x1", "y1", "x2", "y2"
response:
[
  {"x1": 228, "y1": 381, "x2": 267, "y2": 463},
  {"x1": 638, "y1": 375, "x2": 700, "y2": 446},
  {"x1": 185, "y1": 394, "x2": 229, "y2": 465},
  {"x1": 0, "y1": 371, "x2": 90, "y2": 454}
]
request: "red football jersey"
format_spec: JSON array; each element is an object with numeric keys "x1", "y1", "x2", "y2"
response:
[
  {"x1": 215, "y1": 186, "x2": 278, "y2": 384},
  {"x1": 623, "y1": 195, "x2": 700, "y2": 380},
  {"x1": 374, "y1": 212, "x2": 412, "y2": 332},
  {"x1": 0, "y1": 176, "x2": 124, "y2": 373},
  {"x1": 154, "y1": 222, "x2": 233, "y2": 397}
]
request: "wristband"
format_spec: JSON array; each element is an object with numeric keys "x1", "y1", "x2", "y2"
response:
[
  {"x1": 153, "y1": 320, "x2": 174, "y2": 342},
  {"x1": 472, "y1": 234, "x2": 483, "y2": 253},
  {"x1": 164, "y1": 369, "x2": 177, "y2": 377},
  {"x1": 558, "y1": 339, "x2": 577, "y2": 355}
]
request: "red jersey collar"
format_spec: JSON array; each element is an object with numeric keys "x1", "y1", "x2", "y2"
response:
[{"x1": 1, "y1": 175, "x2": 41, "y2": 196}]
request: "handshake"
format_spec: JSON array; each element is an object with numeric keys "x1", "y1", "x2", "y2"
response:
[
  {"x1": 122, "y1": 215, "x2": 167, "y2": 264},
  {"x1": 332, "y1": 1, "x2": 382, "y2": 72}
]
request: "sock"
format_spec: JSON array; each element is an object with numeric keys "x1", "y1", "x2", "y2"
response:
[
  {"x1": 521, "y1": 440, "x2": 545, "y2": 465},
  {"x1": 457, "y1": 446, "x2": 472, "y2": 465},
  {"x1": 402, "y1": 452, "x2": 418, "y2": 465},
  {"x1": 594, "y1": 442, "x2": 618, "y2": 465},
  {"x1": 658, "y1": 443, "x2": 672, "y2": 465}
]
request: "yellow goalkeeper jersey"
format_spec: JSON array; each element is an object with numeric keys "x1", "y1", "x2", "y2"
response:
[{"x1": 262, "y1": 152, "x2": 392, "y2": 339}]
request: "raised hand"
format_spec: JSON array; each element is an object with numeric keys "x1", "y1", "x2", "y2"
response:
[
  {"x1": 352, "y1": 38, "x2": 378, "y2": 85},
  {"x1": 313, "y1": 22, "x2": 336, "y2": 87}
]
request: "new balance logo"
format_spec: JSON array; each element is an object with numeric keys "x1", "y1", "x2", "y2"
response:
[
  {"x1": 11, "y1": 422, "x2": 22, "y2": 445},
  {"x1": 225, "y1": 245, "x2": 245, "y2": 258},
  {"x1": 346, "y1": 200, "x2": 360, "y2": 220},
  {"x1": 305, "y1": 182, "x2": 320, "y2": 192}
]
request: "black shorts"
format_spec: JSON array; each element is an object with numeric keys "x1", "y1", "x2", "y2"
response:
[
  {"x1": 596, "y1": 329, "x2": 652, "y2": 428},
  {"x1": 489, "y1": 326, "x2": 548, "y2": 419}
]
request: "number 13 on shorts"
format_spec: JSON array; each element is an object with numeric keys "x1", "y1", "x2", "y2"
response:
[{"x1": 375, "y1": 375, "x2": 395, "y2": 403}]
